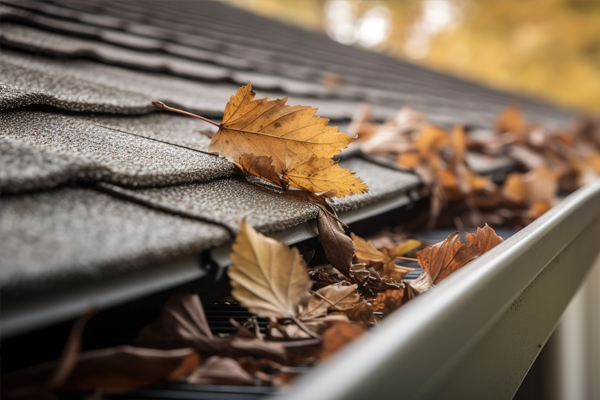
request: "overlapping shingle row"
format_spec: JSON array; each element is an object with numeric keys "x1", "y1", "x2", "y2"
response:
[{"x1": 0, "y1": 0, "x2": 572, "y2": 296}]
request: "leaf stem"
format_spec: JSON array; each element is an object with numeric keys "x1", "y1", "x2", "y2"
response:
[
  {"x1": 396, "y1": 256, "x2": 418, "y2": 262},
  {"x1": 291, "y1": 316, "x2": 321, "y2": 339},
  {"x1": 152, "y1": 101, "x2": 221, "y2": 127}
]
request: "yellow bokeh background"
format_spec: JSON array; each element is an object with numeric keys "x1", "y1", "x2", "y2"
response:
[{"x1": 225, "y1": 0, "x2": 600, "y2": 113}]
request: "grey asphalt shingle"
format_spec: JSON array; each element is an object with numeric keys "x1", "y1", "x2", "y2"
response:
[
  {"x1": 0, "y1": 111, "x2": 236, "y2": 191},
  {"x1": 0, "y1": 188, "x2": 230, "y2": 294}
]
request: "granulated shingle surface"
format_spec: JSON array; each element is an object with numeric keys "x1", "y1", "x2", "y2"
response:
[
  {"x1": 82, "y1": 113, "x2": 215, "y2": 153},
  {"x1": 99, "y1": 178, "x2": 321, "y2": 233},
  {"x1": 331, "y1": 158, "x2": 422, "y2": 213},
  {"x1": 0, "y1": 111, "x2": 236, "y2": 188},
  {"x1": 0, "y1": 137, "x2": 104, "y2": 194},
  {"x1": 0, "y1": 188, "x2": 230, "y2": 294},
  {"x1": 96, "y1": 157, "x2": 421, "y2": 231}
]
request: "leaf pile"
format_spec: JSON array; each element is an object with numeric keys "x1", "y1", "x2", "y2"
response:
[
  {"x1": 353, "y1": 104, "x2": 600, "y2": 228},
  {"x1": 3, "y1": 222, "x2": 503, "y2": 394}
]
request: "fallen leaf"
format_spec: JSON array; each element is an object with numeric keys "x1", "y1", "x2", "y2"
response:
[
  {"x1": 237, "y1": 153, "x2": 287, "y2": 189},
  {"x1": 136, "y1": 293, "x2": 286, "y2": 360},
  {"x1": 300, "y1": 283, "x2": 360, "y2": 320},
  {"x1": 411, "y1": 224, "x2": 503, "y2": 293},
  {"x1": 369, "y1": 289, "x2": 405, "y2": 316},
  {"x1": 319, "y1": 322, "x2": 366, "y2": 361},
  {"x1": 2, "y1": 346, "x2": 199, "y2": 395},
  {"x1": 495, "y1": 104, "x2": 523, "y2": 137},
  {"x1": 357, "y1": 107, "x2": 426, "y2": 154},
  {"x1": 283, "y1": 156, "x2": 367, "y2": 197},
  {"x1": 284, "y1": 190, "x2": 355, "y2": 277},
  {"x1": 342, "y1": 302, "x2": 373, "y2": 325},
  {"x1": 154, "y1": 84, "x2": 366, "y2": 197},
  {"x1": 389, "y1": 239, "x2": 422, "y2": 258},
  {"x1": 228, "y1": 220, "x2": 313, "y2": 319},
  {"x1": 503, "y1": 166, "x2": 560, "y2": 204},
  {"x1": 352, "y1": 233, "x2": 414, "y2": 281},
  {"x1": 209, "y1": 83, "x2": 353, "y2": 171},
  {"x1": 415, "y1": 125, "x2": 449, "y2": 161},
  {"x1": 186, "y1": 356, "x2": 256, "y2": 386}
]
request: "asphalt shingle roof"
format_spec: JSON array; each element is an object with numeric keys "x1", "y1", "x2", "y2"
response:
[{"x1": 0, "y1": 0, "x2": 575, "y2": 296}]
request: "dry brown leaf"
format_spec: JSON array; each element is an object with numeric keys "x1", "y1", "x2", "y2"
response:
[
  {"x1": 503, "y1": 166, "x2": 560, "y2": 204},
  {"x1": 229, "y1": 220, "x2": 312, "y2": 319},
  {"x1": 237, "y1": 153, "x2": 286, "y2": 189},
  {"x1": 369, "y1": 289, "x2": 405, "y2": 316},
  {"x1": 352, "y1": 233, "x2": 415, "y2": 281},
  {"x1": 209, "y1": 83, "x2": 353, "y2": 171},
  {"x1": 451, "y1": 124, "x2": 467, "y2": 160},
  {"x1": 411, "y1": 224, "x2": 503, "y2": 293},
  {"x1": 136, "y1": 293, "x2": 286, "y2": 360},
  {"x1": 283, "y1": 156, "x2": 368, "y2": 197},
  {"x1": 283, "y1": 191, "x2": 354, "y2": 277},
  {"x1": 415, "y1": 125, "x2": 449, "y2": 161},
  {"x1": 319, "y1": 322, "x2": 366, "y2": 361},
  {"x1": 2, "y1": 346, "x2": 199, "y2": 396},
  {"x1": 187, "y1": 356, "x2": 256, "y2": 386},
  {"x1": 300, "y1": 283, "x2": 360, "y2": 320},
  {"x1": 357, "y1": 107, "x2": 426, "y2": 154},
  {"x1": 495, "y1": 104, "x2": 524, "y2": 137}
]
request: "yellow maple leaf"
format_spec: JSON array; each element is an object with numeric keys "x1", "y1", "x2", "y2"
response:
[
  {"x1": 209, "y1": 83, "x2": 353, "y2": 171},
  {"x1": 154, "y1": 83, "x2": 366, "y2": 197},
  {"x1": 283, "y1": 156, "x2": 368, "y2": 197}
]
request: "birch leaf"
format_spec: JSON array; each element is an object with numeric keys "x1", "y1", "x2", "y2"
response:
[{"x1": 228, "y1": 220, "x2": 313, "y2": 319}]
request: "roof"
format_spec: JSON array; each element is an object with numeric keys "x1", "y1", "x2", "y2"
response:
[{"x1": 0, "y1": 0, "x2": 574, "y2": 300}]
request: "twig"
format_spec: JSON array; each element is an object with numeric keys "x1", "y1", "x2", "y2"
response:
[
  {"x1": 291, "y1": 316, "x2": 321, "y2": 339},
  {"x1": 152, "y1": 101, "x2": 221, "y2": 127},
  {"x1": 395, "y1": 256, "x2": 418, "y2": 262}
]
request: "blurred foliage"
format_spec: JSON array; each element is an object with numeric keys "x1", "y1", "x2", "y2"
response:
[{"x1": 224, "y1": 0, "x2": 600, "y2": 112}]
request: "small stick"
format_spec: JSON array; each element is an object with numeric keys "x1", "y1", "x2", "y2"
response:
[
  {"x1": 291, "y1": 316, "x2": 321, "y2": 339},
  {"x1": 309, "y1": 290, "x2": 346, "y2": 311},
  {"x1": 396, "y1": 256, "x2": 418, "y2": 262},
  {"x1": 152, "y1": 101, "x2": 221, "y2": 127}
]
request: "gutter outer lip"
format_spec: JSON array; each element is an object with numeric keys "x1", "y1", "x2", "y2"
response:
[{"x1": 280, "y1": 179, "x2": 600, "y2": 400}]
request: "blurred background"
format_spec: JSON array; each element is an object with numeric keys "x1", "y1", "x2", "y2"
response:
[{"x1": 225, "y1": 0, "x2": 600, "y2": 113}]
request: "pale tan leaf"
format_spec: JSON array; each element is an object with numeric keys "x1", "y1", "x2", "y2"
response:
[
  {"x1": 228, "y1": 220, "x2": 313, "y2": 319},
  {"x1": 186, "y1": 356, "x2": 255, "y2": 386},
  {"x1": 300, "y1": 283, "x2": 359, "y2": 321}
]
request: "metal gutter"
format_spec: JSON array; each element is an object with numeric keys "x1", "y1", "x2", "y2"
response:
[
  {"x1": 1, "y1": 256, "x2": 204, "y2": 339},
  {"x1": 281, "y1": 179, "x2": 600, "y2": 400}
]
